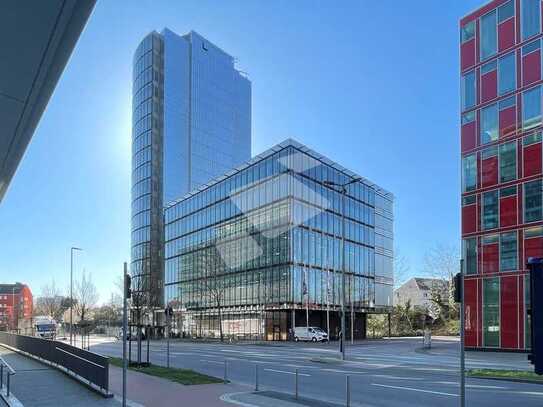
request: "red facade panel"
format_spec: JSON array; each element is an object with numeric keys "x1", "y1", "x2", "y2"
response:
[
  {"x1": 481, "y1": 156, "x2": 498, "y2": 187},
  {"x1": 482, "y1": 243, "x2": 499, "y2": 273},
  {"x1": 523, "y1": 142, "x2": 542, "y2": 177},
  {"x1": 500, "y1": 195, "x2": 517, "y2": 227},
  {"x1": 462, "y1": 204, "x2": 477, "y2": 234},
  {"x1": 464, "y1": 278, "x2": 478, "y2": 347},
  {"x1": 522, "y1": 50, "x2": 541, "y2": 86},
  {"x1": 525, "y1": 237, "x2": 543, "y2": 259},
  {"x1": 499, "y1": 106, "x2": 516, "y2": 137},
  {"x1": 481, "y1": 71, "x2": 498, "y2": 103},
  {"x1": 462, "y1": 122, "x2": 477, "y2": 152},
  {"x1": 501, "y1": 276, "x2": 519, "y2": 349},
  {"x1": 461, "y1": 40, "x2": 476, "y2": 71},
  {"x1": 498, "y1": 18, "x2": 515, "y2": 51}
]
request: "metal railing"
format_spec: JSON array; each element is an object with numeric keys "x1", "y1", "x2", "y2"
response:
[
  {"x1": 0, "y1": 332, "x2": 109, "y2": 395},
  {"x1": 0, "y1": 356, "x2": 15, "y2": 398}
]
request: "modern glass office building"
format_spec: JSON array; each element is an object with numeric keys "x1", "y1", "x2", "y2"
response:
[
  {"x1": 164, "y1": 139, "x2": 393, "y2": 340},
  {"x1": 131, "y1": 30, "x2": 251, "y2": 309},
  {"x1": 461, "y1": 0, "x2": 543, "y2": 350}
]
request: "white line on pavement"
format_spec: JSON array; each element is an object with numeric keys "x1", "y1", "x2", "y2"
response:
[
  {"x1": 264, "y1": 368, "x2": 311, "y2": 376},
  {"x1": 371, "y1": 374, "x2": 424, "y2": 381},
  {"x1": 200, "y1": 359, "x2": 224, "y2": 365},
  {"x1": 371, "y1": 383, "x2": 459, "y2": 397}
]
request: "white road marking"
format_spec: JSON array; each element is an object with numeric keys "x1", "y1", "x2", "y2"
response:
[
  {"x1": 371, "y1": 374, "x2": 423, "y2": 381},
  {"x1": 200, "y1": 359, "x2": 224, "y2": 365},
  {"x1": 320, "y1": 368, "x2": 371, "y2": 375},
  {"x1": 432, "y1": 381, "x2": 506, "y2": 390},
  {"x1": 513, "y1": 391, "x2": 543, "y2": 396},
  {"x1": 371, "y1": 383, "x2": 458, "y2": 397},
  {"x1": 264, "y1": 368, "x2": 311, "y2": 377}
]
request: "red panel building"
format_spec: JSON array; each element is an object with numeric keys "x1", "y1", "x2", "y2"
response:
[
  {"x1": 461, "y1": 0, "x2": 543, "y2": 350},
  {"x1": 0, "y1": 283, "x2": 33, "y2": 331}
]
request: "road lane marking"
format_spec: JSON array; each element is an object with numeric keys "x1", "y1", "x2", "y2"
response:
[
  {"x1": 371, "y1": 374, "x2": 423, "y2": 381},
  {"x1": 371, "y1": 383, "x2": 458, "y2": 397},
  {"x1": 432, "y1": 381, "x2": 506, "y2": 390},
  {"x1": 200, "y1": 359, "x2": 224, "y2": 365},
  {"x1": 264, "y1": 368, "x2": 310, "y2": 376}
]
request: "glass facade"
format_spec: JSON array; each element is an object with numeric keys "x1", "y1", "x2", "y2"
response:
[
  {"x1": 163, "y1": 140, "x2": 393, "y2": 340},
  {"x1": 131, "y1": 32, "x2": 164, "y2": 307},
  {"x1": 131, "y1": 29, "x2": 252, "y2": 309}
]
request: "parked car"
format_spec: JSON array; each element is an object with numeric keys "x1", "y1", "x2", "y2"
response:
[{"x1": 293, "y1": 326, "x2": 328, "y2": 342}]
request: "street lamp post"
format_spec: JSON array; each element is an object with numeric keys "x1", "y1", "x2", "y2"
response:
[
  {"x1": 324, "y1": 176, "x2": 361, "y2": 361},
  {"x1": 70, "y1": 247, "x2": 83, "y2": 346}
]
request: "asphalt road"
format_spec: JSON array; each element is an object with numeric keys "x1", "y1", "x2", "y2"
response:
[{"x1": 89, "y1": 337, "x2": 543, "y2": 407}]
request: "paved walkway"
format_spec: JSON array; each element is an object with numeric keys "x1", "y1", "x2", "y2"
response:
[
  {"x1": 108, "y1": 365, "x2": 247, "y2": 407},
  {"x1": 0, "y1": 346, "x2": 119, "y2": 407}
]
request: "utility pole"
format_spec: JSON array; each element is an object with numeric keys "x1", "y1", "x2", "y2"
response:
[
  {"x1": 460, "y1": 259, "x2": 465, "y2": 407},
  {"x1": 324, "y1": 176, "x2": 361, "y2": 360},
  {"x1": 70, "y1": 247, "x2": 82, "y2": 346},
  {"x1": 123, "y1": 262, "x2": 130, "y2": 407}
]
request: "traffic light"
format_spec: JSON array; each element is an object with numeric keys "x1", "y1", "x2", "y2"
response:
[
  {"x1": 125, "y1": 274, "x2": 132, "y2": 299},
  {"x1": 453, "y1": 272, "x2": 463, "y2": 303},
  {"x1": 527, "y1": 257, "x2": 543, "y2": 375}
]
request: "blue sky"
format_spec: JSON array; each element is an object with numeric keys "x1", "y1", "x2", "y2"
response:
[{"x1": 0, "y1": 0, "x2": 484, "y2": 302}]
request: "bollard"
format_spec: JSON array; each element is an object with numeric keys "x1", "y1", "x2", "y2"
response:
[
  {"x1": 224, "y1": 360, "x2": 227, "y2": 384},
  {"x1": 346, "y1": 375, "x2": 350, "y2": 407},
  {"x1": 1, "y1": 364, "x2": 3, "y2": 389},
  {"x1": 295, "y1": 368, "x2": 299, "y2": 400},
  {"x1": 6, "y1": 372, "x2": 10, "y2": 397},
  {"x1": 255, "y1": 364, "x2": 259, "y2": 391}
]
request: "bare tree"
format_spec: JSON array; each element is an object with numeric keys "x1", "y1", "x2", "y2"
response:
[
  {"x1": 393, "y1": 248, "x2": 410, "y2": 289},
  {"x1": 423, "y1": 243, "x2": 460, "y2": 318},
  {"x1": 35, "y1": 279, "x2": 64, "y2": 320},
  {"x1": 200, "y1": 247, "x2": 227, "y2": 342},
  {"x1": 74, "y1": 270, "x2": 99, "y2": 323}
]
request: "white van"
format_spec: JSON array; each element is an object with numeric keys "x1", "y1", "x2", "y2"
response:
[{"x1": 293, "y1": 326, "x2": 328, "y2": 342}]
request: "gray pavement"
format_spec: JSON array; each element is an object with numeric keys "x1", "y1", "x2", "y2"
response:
[
  {"x1": 90, "y1": 337, "x2": 543, "y2": 407},
  {"x1": 0, "y1": 346, "x2": 120, "y2": 407}
]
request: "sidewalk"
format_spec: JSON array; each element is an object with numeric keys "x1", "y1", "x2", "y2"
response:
[
  {"x1": 222, "y1": 391, "x2": 356, "y2": 407},
  {"x1": 108, "y1": 365, "x2": 248, "y2": 407},
  {"x1": 0, "y1": 346, "x2": 119, "y2": 407}
]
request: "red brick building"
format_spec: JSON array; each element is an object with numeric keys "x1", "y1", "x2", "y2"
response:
[
  {"x1": 0, "y1": 283, "x2": 33, "y2": 331},
  {"x1": 461, "y1": 0, "x2": 543, "y2": 350}
]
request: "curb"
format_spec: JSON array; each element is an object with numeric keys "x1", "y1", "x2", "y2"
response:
[
  {"x1": 220, "y1": 392, "x2": 259, "y2": 407},
  {"x1": 467, "y1": 374, "x2": 543, "y2": 385}
]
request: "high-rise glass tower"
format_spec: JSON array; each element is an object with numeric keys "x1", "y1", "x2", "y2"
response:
[{"x1": 131, "y1": 29, "x2": 251, "y2": 308}]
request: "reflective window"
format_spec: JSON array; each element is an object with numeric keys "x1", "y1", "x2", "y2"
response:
[
  {"x1": 498, "y1": 0, "x2": 515, "y2": 22},
  {"x1": 482, "y1": 190, "x2": 499, "y2": 230},
  {"x1": 461, "y1": 20, "x2": 475, "y2": 43},
  {"x1": 522, "y1": 0, "x2": 541, "y2": 40},
  {"x1": 500, "y1": 232, "x2": 517, "y2": 271},
  {"x1": 524, "y1": 179, "x2": 543, "y2": 222},
  {"x1": 499, "y1": 141, "x2": 517, "y2": 183},
  {"x1": 462, "y1": 154, "x2": 477, "y2": 192},
  {"x1": 481, "y1": 103, "x2": 499, "y2": 144},
  {"x1": 481, "y1": 10, "x2": 497, "y2": 60},
  {"x1": 522, "y1": 86, "x2": 542, "y2": 129},
  {"x1": 498, "y1": 52, "x2": 516, "y2": 95},
  {"x1": 463, "y1": 238, "x2": 477, "y2": 275},
  {"x1": 462, "y1": 71, "x2": 476, "y2": 111}
]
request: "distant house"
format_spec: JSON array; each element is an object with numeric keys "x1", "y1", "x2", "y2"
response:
[{"x1": 393, "y1": 278, "x2": 449, "y2": 311}]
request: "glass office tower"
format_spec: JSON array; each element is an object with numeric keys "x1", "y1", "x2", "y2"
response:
[
  {"x1": 131, "y1": 30, "x2": 251, "y2": 309},
  {"x1": 164, "y1": 139, "x2": 393, "y2": 340},
  {"x1": 461, "y1": 0, "x2": 543, "y2": 350}
]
